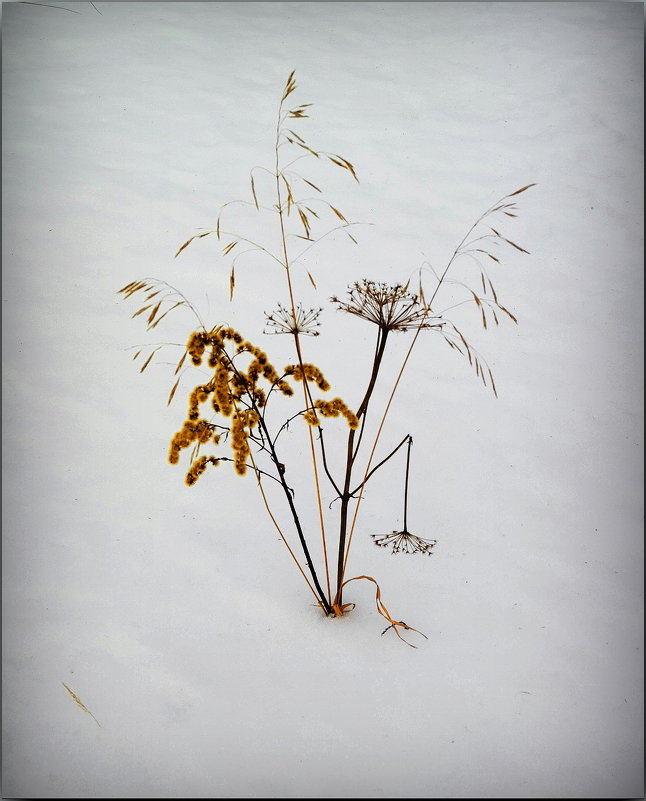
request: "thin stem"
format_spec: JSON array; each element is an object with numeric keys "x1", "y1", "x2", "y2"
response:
[
  {"x1": 291, "y1": 222, "x2": 369, "y2": 265},
  {"x1": 271, "y1": 407, "x2": 309, "y2": 447},
  {"x1": 275, "y1": 97, "x2": 332, "y2": 606},
  {"x1": 216, "y1": 228, "x2": 285, "y2": 269},
  {"x1": 216, "y1": 456, "x2": 291, "y2": 492},
  {"x1": 253, "y1": 400, "x2": 332, "y2": 614},
  {"x1": 247, "y1": 450, "x2": 324, "y2": 609},
  {"x1": 348, "y1": 434, "x2": 410, "y2": 497},
  {"x1": 316, "y1": 427, "x2": 343, "y2": 498},
  {"x1": 334, "y1": 327, "x2": 389, "y2": 606},
  {"x1": 350, "y1": 327, "x2": 387, "y2": 462},
  {"x1": 340, "y1": 325, "x2": 423, "y2": 585},
  {"x1": 403, "y1": 435, "x2": 412, "y2": 532},
  {"x1": 218, "y1": 346, "x2": 332, "y2": 614}
]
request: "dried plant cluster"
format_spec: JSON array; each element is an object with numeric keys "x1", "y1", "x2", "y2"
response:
[{"x1": 119, "y1": 72, "x2": 534, "y2": 645}]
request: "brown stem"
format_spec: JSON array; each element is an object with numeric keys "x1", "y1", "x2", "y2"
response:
[
  {"x1": 220, "y1": 346, "x2": 333, "y2": 615},
  {"x1": 253, "y1": 395, "x2": 333, "y2": 614},
  {"x1": 274, "y1": 101, "x2": 332, "y2": 605},
  {"x1": 334, "y1": 327, "x2": 389, "y2": 606},
  {"x1": 403, "y1": 435, "x2": 413, "y2": 532},
  {"x1": 348, "y1": 434, "x2": 410, "y2": 497}
]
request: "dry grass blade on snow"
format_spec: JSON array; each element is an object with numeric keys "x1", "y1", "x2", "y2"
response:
[{"x1": 62, "y1": 682, "x2": 101, "y2": 727}]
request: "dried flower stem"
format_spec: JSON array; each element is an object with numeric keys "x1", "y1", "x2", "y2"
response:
[
  {"x1": 338, "y1": 190, "x2": 529, "y2": 585},
  {"x1": 219, "y1": 341, "x2": 333, "y2": 615},
  {"x1": 340, "y1": 318, "x2": 426, "y2": 588},
  {"x1": 334, "y1": 326, "x2": 390, "y2": 606},
  {"x1": 248, "y1": 449, "x2": 324, "y2": 609},
  {"x1": 403, "y1": 435, "x2": 412, "y2": 532},
  {"x1": 274, "y1": 86, "x2": 332, "y2": 609}
]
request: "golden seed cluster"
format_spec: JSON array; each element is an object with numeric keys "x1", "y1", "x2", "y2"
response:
[
  {"x1": 185, "y1": 455, "x2": 220, "y2": 486},
  {"x1": 230, "y1": 409, "x2": 259, "y2": 475},
  {"x1": 318, "y1": 398, "x2": 360, "y2": 429},
  {"x1": 189, "y1": 327, "x2": 295, "y2": 408},
  {"x1": 169, "y1": 418, "x2": 215, "y2": 464},
  {"x1": 284, "y1": 363, "x2": 330, "y2": 391},
  {"x1": 303, "y1": 397, "x2": 359, "y2": 429},
  {"x1": 302, "y1": 409, "x2": 320, "y2": 426},
  {"x1": 171, "y1": 326, "x2": 298, "y2": 485},
  {"x1": 213, "y1": 362, "x2": 234, "y2": 417},
  {"x1": 188, "y1": 385, "x2": 213, "y2": 420}
]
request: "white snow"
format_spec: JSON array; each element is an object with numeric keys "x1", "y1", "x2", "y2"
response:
[{"x1": 2, "y1": 1, "x2": 643, "y2": 798}]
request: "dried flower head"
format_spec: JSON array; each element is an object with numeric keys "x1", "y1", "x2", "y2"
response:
[
  {"x1": 371, "y1": 530, "x2": 437, "y2": 555},
  {"x1": 265, "y1": 303, "x2": 322, "y2": 336},
  {"x1": 284, "y1": 363, "x2": 330, "y2": 391},
  {"x1": 313, "y1": 397, "x2": 359, "y2": 429},
  {"x1": 185, "y1": 455, "x2": 220, "y2": 486},
  {"x1": 331, "y1": 280, "x2": 444, "y2": 332}
]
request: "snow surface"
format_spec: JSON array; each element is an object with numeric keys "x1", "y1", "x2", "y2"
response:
[{"x1": 2, "y1": 1, "x2": 643, "y2": 798}]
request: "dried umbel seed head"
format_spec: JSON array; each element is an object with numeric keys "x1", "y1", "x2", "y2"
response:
[
  {"x1": 371, "y1": 530, "x2": 437, "y2": 555},
  {"x1": 265, "y1": 303, "x2": 322, "y2": 337},
  {"x1": 331, "y1": 279, "x2": 444, "y2": 333}
]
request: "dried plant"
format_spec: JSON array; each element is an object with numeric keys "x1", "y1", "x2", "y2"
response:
[
  {"x1": 62, "y1": 682, "x2": 101, "y2": 727},
  {"x1": 118, "y1": 72, "x2": 534, "y2": 645}
]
